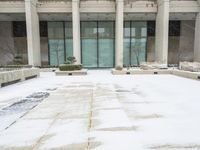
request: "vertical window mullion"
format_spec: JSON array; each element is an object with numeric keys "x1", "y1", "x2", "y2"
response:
[
  {"x1": 63, "y1": 22, "x2": 66, "y2": 61},
  {"x1": 130, "y1": 21, "x2": 132, "y2": 66},
  {"x1": 97, "y1": 21, "x2": 99, "y2": 68}
]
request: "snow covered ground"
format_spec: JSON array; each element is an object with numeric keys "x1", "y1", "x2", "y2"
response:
[{"x1": 0, "y1": 70, "x2": 200, "y2": 150}]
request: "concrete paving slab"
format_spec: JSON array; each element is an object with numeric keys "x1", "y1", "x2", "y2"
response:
[{"x1": 0, "y1": 71, "x2": 200, "y2": 150}]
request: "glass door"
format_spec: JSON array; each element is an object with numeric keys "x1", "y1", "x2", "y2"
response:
[
  {"x1": 98, "y1": 22, "x2": 115, "y2": 68},
  {"x1": 123, "y1": 21, "x2": 147, "y2": 67},
  {"x1": 64, "y1": 22, "x2": 73, "y2": 58},
  {"x1": 81, "y1": 22, "x2": 98, "y2": 68},
  {"x1": 81, "y1": 21, "x2": 115, "y2": 68},
  {"x1": 48, "y1": 22, "x2": 65, "y2": 66}
]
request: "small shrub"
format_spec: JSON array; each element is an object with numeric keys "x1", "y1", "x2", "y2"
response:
[
  {"x1": 59, "y1": 64, "x2": 83, "y2": 71},
  {"x1": 64, "y1": 56, "x2": 77, "y2": 64},
  {"x1": 12, "y1": 55, "x2": 23, "y2": 65},
  {"x1": 115, "y1": 66, "x2": 123, "y2": 70}
]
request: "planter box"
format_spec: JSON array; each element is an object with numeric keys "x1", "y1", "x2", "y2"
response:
[
  {"x1": 0, "y1": 68, "x2": 39, "y2": 88},
  {"x1": 179, "y1": 61, "x2": 200, "y2": 72},
  {"x1": 40, "y1": 68, "x2": 57, "y2": 72},
  {"x1": 55, "y1": 69, "x2": 88, "y2": 76},
  {"x1": 111, "y1": 69, "x2": 171, "y2": 75},
  {"x1": 172, "y1": 69, "x2": 200, "y2": 80},
  {"x1": 111, "y1": 68, "x2": 200, "y2": 80}
]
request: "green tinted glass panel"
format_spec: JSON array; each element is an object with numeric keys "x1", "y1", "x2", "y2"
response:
[
  {"x1": 65, "y1": 22, "x2": 73, "y2": 38},
  {"x1": 81, "y1": 21, "x2": 115, "y2": 68},
  {"x1": 131, "y1": 22, "x2": 147, "y2": 37},
  {"x1": 81, "y1": 22, "x2": 97, "y2": 38},
  {"x1": 99, "y1": 39, "x2": 114, "y2": 67},
  {"x1": 124, "y1": 22, "x2": 131, "y2": 38},
  {"x1": 82, "y1": 39, "x2": 97, "y2": 67},
  {"x1": 98, "y1": 22, "x2": 114, "y2": 38},
  {"x1": 123, "y1": 38, "x2": 130, "y2": 67},
  {"x1": 49, "y1": 39, "x2": 65, "y2": 65},
  {"x1": 81, "y1": 22, "x2": 98, "y2": 67},
  {"x1": 123, "y1": 21, "x2": 147, "y2": 66},
  {"x1": 48, "y1": 22, "x2": 65, "y2": 66},
  {"x1": 131, "y1": 38, "x2": 146, "y2": 66},
  {"x1": 65, "y1": 22, "x2": 73, "y2": 58},
  {"x1": 48, "y1": 22, "x2": 64, "y2": 39},
  {"x1": 65, "y1": 39, "x2": 73, "y2": 57}
]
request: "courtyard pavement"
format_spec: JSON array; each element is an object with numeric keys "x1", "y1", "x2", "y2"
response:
[{"x1": 0, "y1": 70, "x2": 200, "y2": 150}]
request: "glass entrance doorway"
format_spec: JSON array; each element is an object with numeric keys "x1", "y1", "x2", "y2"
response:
[
  {"x1": 123, "y1": 21, "x2": 147, "y2": 67},
  {"x1": 48, "y1": 22, "x2": 73, "y2": 66},
  {"x1": 81, "y1": 21, "x2": 115, "y2": 68}
]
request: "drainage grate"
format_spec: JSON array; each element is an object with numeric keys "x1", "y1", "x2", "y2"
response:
[
  {"x1": 154, "y1": 72, "x2": 158, "y2": 74},
  {"x1": 198, "y1": 76, "x2": 200, "y2": 80},
  {"x1": 126, "y1": 72, "x2": 130, "y2": 75}
]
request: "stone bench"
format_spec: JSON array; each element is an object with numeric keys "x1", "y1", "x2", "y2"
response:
[
  {"x1": 111, "y1": 68, "x2": 171, "y2": 75},
  {"x1": 112, "y1": 68, "x2": 200, "y2": 80},
  {"x1": 140, "y1": 62, "x2": 168, "y2": 70},
  {"x1": 0, "y1": 68, "x2": 39, "y2": 87},
  {"x1": 172, "y1": 69, "x2": 200, "y2": 80},
  {"x1": 179, "y1": 61, "x2": 200, "y2": 72}
]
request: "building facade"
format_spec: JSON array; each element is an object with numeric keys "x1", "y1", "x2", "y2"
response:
[{"x1": 0, "y1": 0, "x2": 200, "y2": 68}]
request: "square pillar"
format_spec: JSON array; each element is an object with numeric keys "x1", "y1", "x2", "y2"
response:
[
  {"x1": 25, "y1": 0, "x2": 41, "y2": 66},
  {"x1": 115, "y1": 0, "x2": 124, "y2": 68},
  {"x1": 72, "y1": 0, "x2": 81, "y2": 64},
  {"x1": 194, "y1": 13, "x2": 200, "y2": 62},
  {"x1": 155, "y1": 0, "x2": 169, "y2": 65}
]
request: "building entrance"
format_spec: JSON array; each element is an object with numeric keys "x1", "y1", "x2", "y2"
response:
[
  {"x1": 81, "y1": 21, "x2": 115, "y2": 68},
  {"x1": 123, "y1": 21, "x2": 147, "y2": 67}
]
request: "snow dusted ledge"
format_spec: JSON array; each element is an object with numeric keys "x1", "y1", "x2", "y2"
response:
[
  {"x1": 172, "y1": 70, "x2": 200, "y2": 80},
  {"x1": 111, "y1": 68, "x2": 171, "y2": 75},
  {"x1": 111, "y1": 68, "x2": 200, "y2": 80},
  {"x1": 0, "y1": 68, "x2": 40, "y2": 87},
  {"x1": 55, "y1": 69, "x2": 88, "y2": 76}
]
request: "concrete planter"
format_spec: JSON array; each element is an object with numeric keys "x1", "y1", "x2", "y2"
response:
[
  {"x1": 55, "y1": 69, "x2": 88, "y2": 76},
  {"x1": 0, "y1": 68, "x2": 39, "y2": 87},
  {"x1": 111, "y1": 68, "x2": 200, "y2": 80},
  {"x1": 179, "y1": 61, "x2": 200, "y2": 72},
  {"x1": 40, "y1": 68, "x2": 57, "y2": 72},
  {"x1": 111, "y1": 69, "x2": 171, "y2": 75},
  {"x1": 172, "y1": 70, "x2": 200, "y2": 80}
]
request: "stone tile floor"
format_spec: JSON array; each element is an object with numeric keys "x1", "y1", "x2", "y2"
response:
[{"x1": 0, "y1": 70, "x2": 200, "y2": 150}]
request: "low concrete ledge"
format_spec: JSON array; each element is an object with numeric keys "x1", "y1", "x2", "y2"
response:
[
  {"x1": 40, "y1": 68, "x2": 57, "y2": 72},
  {"x1": 0, "y1": 68, "x2": 40, "y2": 87},
  {"x1": 111, "y1": 68, "x2": 200, "y2": 80},
  {"x1": 111, "y1": 69, "x2": 171, "y2": 75},
  {"x1": 172, "y1": 69, "x2": 200, "y2": 80},
  {"x1": 55, "y1": 69, "x2": 88, "y2": 76}
]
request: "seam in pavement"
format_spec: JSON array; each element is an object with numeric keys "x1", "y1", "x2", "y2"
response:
[
  {"x1": 87, "y1": 88, "x2": 94, "y2": 150},
  {"x1": 1, "y1": 104, "x2": 40, "y2": 133},
  {"x1": 32, "y1": 112, "x2": 61, "y2": 150}
]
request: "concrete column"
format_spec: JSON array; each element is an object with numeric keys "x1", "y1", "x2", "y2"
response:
[
  {"x1": 25, "y1": 0, "x2": 41, "y2": 66},
  {"x1": 115, "y1": 0, "x2": 124, "y2": 68},
  {"x1": 155, "y1": 0, "x2": 169, "y2": 65},
  {"x1": 72, "y1": 0, "x2": 81, "y2": 64},
  {"x1": 194, "y1": 13, "x2": 200, "y2": 62}
]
